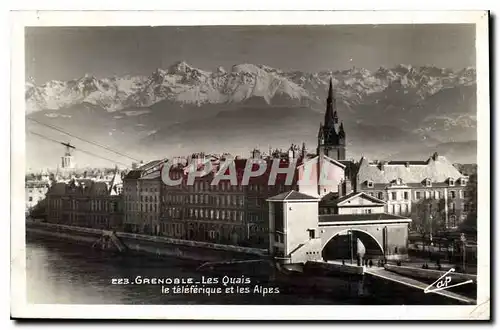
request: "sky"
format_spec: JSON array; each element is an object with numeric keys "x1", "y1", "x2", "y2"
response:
[{"x1": 25, "y1": 24, "x2": 476, "y2": 83}]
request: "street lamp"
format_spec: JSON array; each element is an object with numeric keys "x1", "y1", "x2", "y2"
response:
[
  {"x1": 460, "y1": 232, "x2": 466, "y2": 272},
  {"x1": 348, "y1": 230, "x2": 354, "y2": 265},
  {"x1": 429, "y1": 214, "x2": 433, "y2": 246}
]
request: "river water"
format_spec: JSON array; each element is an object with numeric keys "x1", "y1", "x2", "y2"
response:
[
  {"x1": 25, "y1": 237, "x2": 466, "y2": 306},
  {"x1": 25, "y1": 238, "x2": 358, "y2": 305}
]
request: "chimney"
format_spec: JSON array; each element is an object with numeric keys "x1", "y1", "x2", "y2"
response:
[
  {"x1": 344, "y1": 178, "x2": 353, "y2": 195},
  {"x1": 338, "y1": 178, "x2": 353, "y2": 197},
  {"x1": 338, "y1": 179, "x2": 344, "y2": 197}
]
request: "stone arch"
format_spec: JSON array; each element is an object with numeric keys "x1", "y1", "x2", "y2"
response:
[{"x1": 321, "y1": 228, "x2": 384, "y2": 255}]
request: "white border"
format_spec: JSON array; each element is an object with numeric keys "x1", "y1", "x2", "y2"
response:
[{"x1": 10, "y1": 10, "x2": 490, "y2": 320}]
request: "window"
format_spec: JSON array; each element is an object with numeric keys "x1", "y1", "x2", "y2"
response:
[
  {"x1": 464, "y1": 203, "x2": 470, "y2": 212},
  {"x1": 377, "y1": 192, "x2": 384, "y2": 200},
  {"x1": 403, "y1": 192, "x2": 409, "y2": 200},
  {"x1": 308, "y1": 229, "x2": 315, "y2": 239},
  {"x1": 449, "y1": 190, "x2": 456, "y2": 199},
  {"x1": 450, "y1": 203, "x2": 456, "y2": 212},
  {"x1": 449, "y1": 215, "x2": 457, "y2": 228},
  {"x1": 275, "y1": 233, "x2": 282, "y2": 243},
  {"x1": 28, "y1": 197, "x2": 33, "y2": 202},
  {"x1": 391, "y1": 192, "x2": 397, "y2": 200},
  {"x1": 435, "y1": 191, "x2": 441, "y2": 199},
  {"x1": 274, "y1": 204, "x2": 284, "y2": 233},
  {"x1": 425, "y1": 179, "x2": 432, "y2": 187},
  {"x1": 460, "y1": 178, "x2": 466, "y2": 186},
  {"x1": 449, "y1": 178, "x2": 455, "y2": 186},
  {"x1": 367, "y1": 181, "x2": 374, "y2": 188}
]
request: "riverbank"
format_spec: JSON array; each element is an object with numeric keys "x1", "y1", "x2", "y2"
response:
[{"x1": 26, "y1": 220, "x2": 268, "y2": 263}]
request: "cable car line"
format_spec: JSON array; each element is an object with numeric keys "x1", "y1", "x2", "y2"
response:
[
  {"x1": 27, "y1": 117, "x2": 141, "y2": 162},
  {"x1": 28, "y1": 130, "x2": 131, "y2": 167}
]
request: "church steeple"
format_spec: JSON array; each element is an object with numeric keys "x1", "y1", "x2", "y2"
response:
[
  {"x1": 339, "y1": 122, "x2": 345, "y2": 137},
  {"x1": 324, "y1": 78, "x2": 336, "y2": 127},
  {"x1": 317, "y1": 77, "x2": 346, "y2": 161}
]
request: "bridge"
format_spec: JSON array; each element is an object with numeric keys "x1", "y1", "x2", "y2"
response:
[
  {"x1": 267, "y1": 190, "x2": 412, "y2": 265},
  {"x1": 319, "y1": 213, "x2": 412, "y2": 261}
]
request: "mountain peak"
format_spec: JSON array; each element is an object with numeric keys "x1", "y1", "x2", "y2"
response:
[
  {"x1": 216, "y1": 66, "x2": 226, "y2": 74},
  {"x1": 168, "y1": 60, "x2": 195, "y2": 74},
  {"x1": 25, "y1": 62, "x2": 477, "y2": 115}
]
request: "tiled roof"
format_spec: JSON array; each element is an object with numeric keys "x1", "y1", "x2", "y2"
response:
[
  {"x1": 361, "y1": 182, "x2": 466, "y2": 190},
  {"x1": 47, "y1": 180, "x2": 111, "y2": 196},
  {"x1": 321, "y1": 191, "x2": 339, "y2": 201},
  {"x1": 47, "y1": 182, "x2": 67, "y2": 195},
  {"x1": 386, "y1": 160, "x2": 428, "y2": 165},
  {"x1": 139, "y1": 171, "x2": 161, "y2": 180},
  {"x1": 124, "y1": 170, "x2": 142, "y2": 180},
  {"x1": 138, "y1": 159, "x2": 163, "y2": 170},
  {"x1": 356, "y1": 153, "x2": 464, "y2": 184},
  {"x1": 319, "y1": 213, "x2": 410, "y2": 223},
  {"x1": 330, "y1": 191, "x2": 386, "y2": 205},
  {"x1": 267, "y1": 190, "x2": 319, "y2": 201}
]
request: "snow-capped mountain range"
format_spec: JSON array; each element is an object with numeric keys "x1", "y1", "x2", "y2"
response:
[
  {"x1": 25, "y1": 61, "x2": 476, "y2": 114},
  {"x1": 25, "y1": 61, "x2": 477, "y2": 169}
]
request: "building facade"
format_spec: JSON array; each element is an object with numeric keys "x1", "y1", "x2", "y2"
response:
[
  {"x1": 355, "y1": 153, "x2": 470, "y2": 229},
  {"x1": 123, "y1": 160, "x2": 164, "y2": 234},
  {"x1": 160, "y1": 156, "x2": 297, "y2": 247},
  {"x1": 45, "y1": 177, "x2": 123, "y2": 230}
]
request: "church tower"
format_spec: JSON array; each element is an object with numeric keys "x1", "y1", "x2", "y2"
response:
[{"x1": 317, "y1": 78, "x2": 346, "y2": 160}]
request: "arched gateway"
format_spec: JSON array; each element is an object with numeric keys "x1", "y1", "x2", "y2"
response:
[
  {"x1": 321, "y1": 229, "x2": 384, "y2": 262},
  {"x1": 267, "y1": 190, "x2": 411, "y2": 265}
]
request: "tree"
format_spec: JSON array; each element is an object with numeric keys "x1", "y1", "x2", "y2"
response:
[
  {"x1": 28, "y1": 198, "x2": 47, "y2": 220},
  {"x1": 410, "y1": 197, "x2": 448, "y2": 240},
  {"x1": 460, "y1": 173, "x2": 477, "y2": 235}
]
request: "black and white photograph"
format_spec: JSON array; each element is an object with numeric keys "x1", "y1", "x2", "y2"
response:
[{"x1": 10, "y1": 10, "x2": 490, "y2": 320}]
